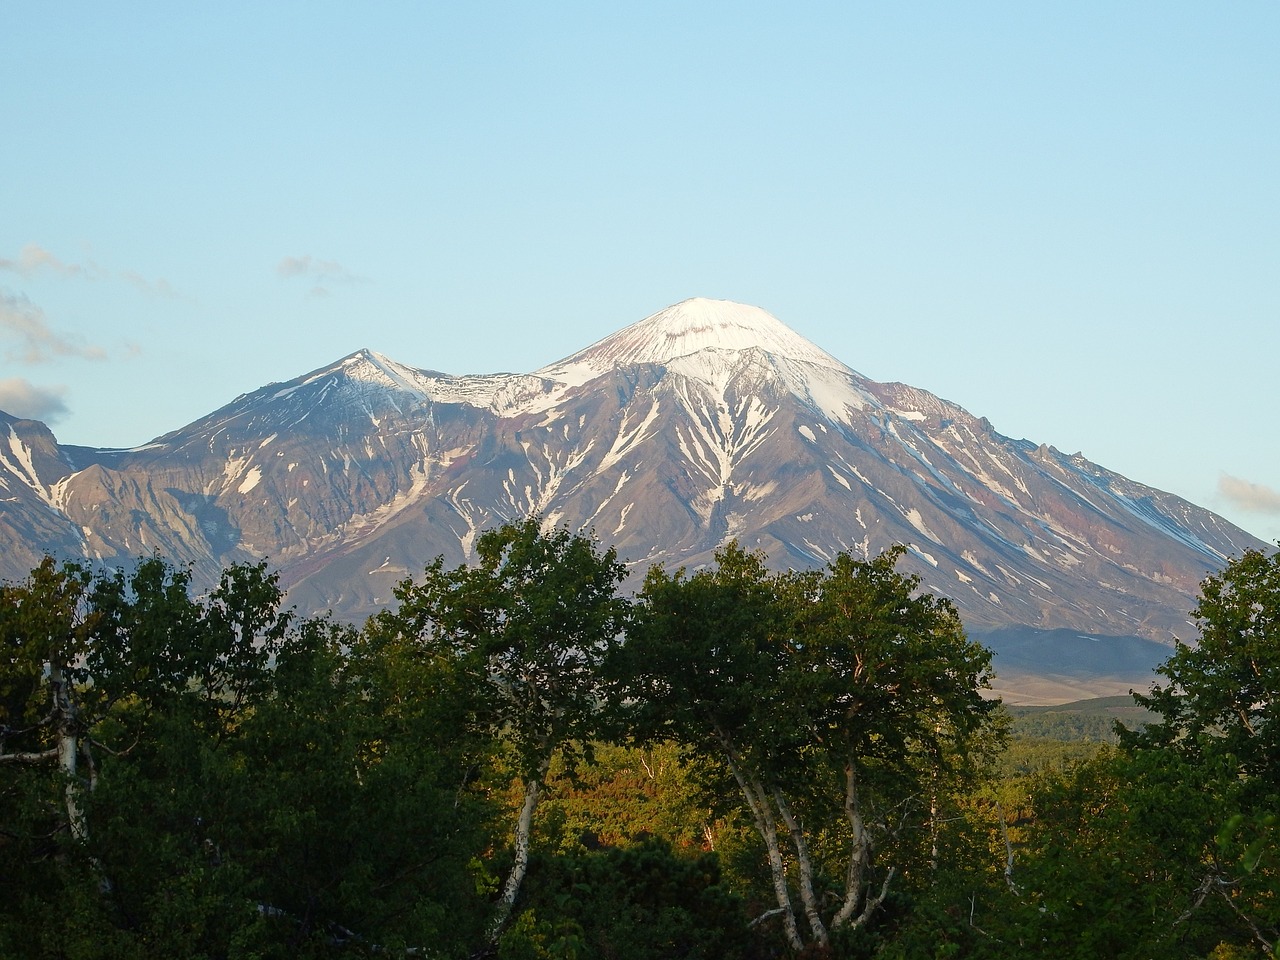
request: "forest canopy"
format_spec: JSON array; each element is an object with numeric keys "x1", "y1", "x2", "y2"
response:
[{"x1": 1, "y1": 527, "x2": 1276, "y2": 959}]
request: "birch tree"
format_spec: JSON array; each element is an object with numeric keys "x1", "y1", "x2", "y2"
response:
[
  {"x1": 624, "y1": 543, "x2": 999, "y2": 952},
  {"x1": 0, "y1": 557, "x2": 292, "y2": 897},
  {"x1": 374, "y1": 518, "x2": 630, "y2": 947},
  {"x1": 622, "y1": 544, "x2": 811, "y2": 949},
  {"x1": 0, "y1": 558, "x2": 97, "y2": 847},
  {"x1": 2, "y1": 554, "x2": 503, "y2": 956}
]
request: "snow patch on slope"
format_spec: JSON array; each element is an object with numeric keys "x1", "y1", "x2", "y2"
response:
[{"x1": 0, "y1": 426, "x2": 69, "y2": 510}]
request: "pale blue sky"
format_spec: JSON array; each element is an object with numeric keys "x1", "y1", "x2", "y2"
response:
[{"x1": 3, "y1": 3, "x2": 1278, "y2": 542}]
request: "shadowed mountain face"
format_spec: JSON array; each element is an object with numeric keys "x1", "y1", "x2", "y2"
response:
[{"x1": 0, "y1": 298, "x2": 1266, "y2": 697}]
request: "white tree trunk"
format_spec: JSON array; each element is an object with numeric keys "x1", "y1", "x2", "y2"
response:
[
  {"x1": 831, "y1": 759, "x2": 897, "y2": 931},
  {"x1": 929, "y1": 788, "x2": 939, "y2": 873},
  {"x1": 716, "y1": 734, "x2": 802, "y2": 951},
  {"x1": 851, "y1": 866, "x2": 896, "y2": 930},
  {"x1": 929, "y1": 724, "x2": 941, "y2": 872},
  {"x1": 486, "y1": 755, "x2": 549, "y2": 945},
  {"x1": 831, "y1": 761, "x2": 871, "y2": 929},
  {"x1": 774, "y1": 787, "x2": 828, "y2": 947},
  {"x1": 49, "y1": 661, "x2": 87, "y2": 844}
]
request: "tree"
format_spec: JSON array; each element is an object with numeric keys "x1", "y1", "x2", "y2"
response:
[
  {"x1": 86, "y1": 556, "x2": 293, "y2": 734},
  {"x1": 509, "y1": 838, "x2": 758, "y2": 960},
  {"x1": 794, "y1": 546, "x2": 1001, "y2": 943},
  {"x1": 988, "y1": 549, "x2": 1280, "y2": 959},
  {"x1": 1116, "y1": 547, "x2": 1280, "y2": 955},
  {"x1": 621, "y1": 543, "x2": 1000, "y2": 953},
  {"x1": 372, "y1": 518, "x2": 630, "y2": 947},
  {"x1": 2, "y1": 555, "x2": 500, "y2": 956},
  {"x1": 0, "y1": 555, "x2": 301, "y2": 955},
  {"x1": 619, "y1": 543, "x2": 807, "y2": 946},
  {"x1": 0, "y1": 558, "x2": 97, "y2": 849},
  {"x1": 1131, "y1": 547, "x2": 1280, "y2": 788}
]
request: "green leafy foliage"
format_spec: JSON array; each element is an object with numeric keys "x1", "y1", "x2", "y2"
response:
[
  {"x1": 374, "y1": 518, "x2": 630, "y2": 781},
  {"x1": 620, "y1": 542, "x2": 1002, "y2": 952},
  {"x1": 0, "y1": 557, "x2": 94, "y2": 728},
  {"x1": 6, "y1": 536, "x2": 1274, "y2": 959},
  {"x1": 1005, "y1": 696, "x2": 1153, "y2": 743},
  {"x1": 1131, "y1": 548, "x2": 1280, "y2": 787},
  {"x1": 1, "y1": 555, "x2": 497, "y2": 958},
  {"x1": 370, "y1": 518, "x2": 632, "y2": 944},
  {"x1": 510, "y1": 838, "x2": 760, "y2": 960},
  {"x1": 983, "y1": 549, "x2": 1280, "y2": 959},
  {"x1": 539, "y1": 741, "x2": 730, "y2": 853}
]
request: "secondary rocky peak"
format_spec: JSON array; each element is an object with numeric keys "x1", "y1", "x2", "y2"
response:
[
  {"x1": 340, "y1": 348, "x2": 398, "y2": 376},
  {"x1": 331, "y1": 348, "x2": 433, "y2": 395}
]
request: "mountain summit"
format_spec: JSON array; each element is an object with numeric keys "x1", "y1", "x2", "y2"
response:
[
  {"x1": 0, "y1": 298, "x2": 1266, "y2": 699},
  {"x1": 540, "y1": 298, "x2": 848, "y2": 380}
]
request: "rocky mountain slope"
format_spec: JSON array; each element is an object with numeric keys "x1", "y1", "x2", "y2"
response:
[{"x1": 1, "y1": 298, "x2": 1266, "y2": 697}]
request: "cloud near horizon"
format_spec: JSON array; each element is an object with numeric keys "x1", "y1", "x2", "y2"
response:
[
  {"x1": 1218, "y1": 474, "x2": 1280, "y2": 515},
  {"x1": 1, "y1": 290, "x2": 108, "y2": 363},
  {"x1": 0, "y1": 377, "x2": 69, "y2": 422}
]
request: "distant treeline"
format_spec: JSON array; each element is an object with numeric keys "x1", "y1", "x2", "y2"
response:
[{"x1": 1005, "y1": 696, "x2": 1155, "y2": 743}]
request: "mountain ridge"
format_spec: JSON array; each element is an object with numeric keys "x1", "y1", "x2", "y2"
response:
[{"x1": 0, "y1": 298, "x2": 1266, "y2": 700}]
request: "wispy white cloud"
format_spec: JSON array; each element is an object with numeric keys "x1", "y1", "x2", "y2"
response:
[
  {"x1": 1, "y1": 243, "x2": 180, "y2": 300},
  {"x1": 0, "y1": 290, "x2": 107, "y2": 363},
  {"x1": 277, "y1": 254, "x2": 368, "y2": 300},
  {"x1": 0, "y1": 242, "x2": 100, "y2": 279},
  {"x1": 120, "y1": 270, "x2": 179, "y2": 299},
  {"x1": 0, "y1": 377, "x2": 68, "y2": 422},
  {"x1": 1219, "y1": 474, "x2": 1280, "y2": 515},
  {"x1": 276, "y1": 254, "x2": 367, "y2": 283}
]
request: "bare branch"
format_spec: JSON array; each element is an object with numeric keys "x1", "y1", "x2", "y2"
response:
[
  {"x1": 1166, "y1": 870, "x2": 1273, "y2": 953},
  {"x1": 0, "y1": 746, "x2": 59, "y2": 764},
  {"x1": 749, "y1": 906, "x2": 790, "y2": 928},
  {"x1": 1, "y1": 711, "x2": 59, "y2": 739},
  {"x1": 850, "y1": 866, "x2": 897, "y2": 930},
  {"x1": 87, "y1": 734, "x2": 142, "y2": 759},
  {"x1": 1213, "y1": 878, "x2": 1274, "y2": 954},
  {"x1": 1170, "y1": 872, "x2": 1218, "y2": 930}
]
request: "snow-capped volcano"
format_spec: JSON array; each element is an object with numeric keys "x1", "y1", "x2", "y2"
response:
[
  {"x1": 0, "y1": 298, "x2": 1267, "y2": 700},
  {"x1": 528, "y1": 298, "x2": 878, "y2": 428},
  {"x1": 538, "y1": 297, "x2": 850, "y2": 385}
]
